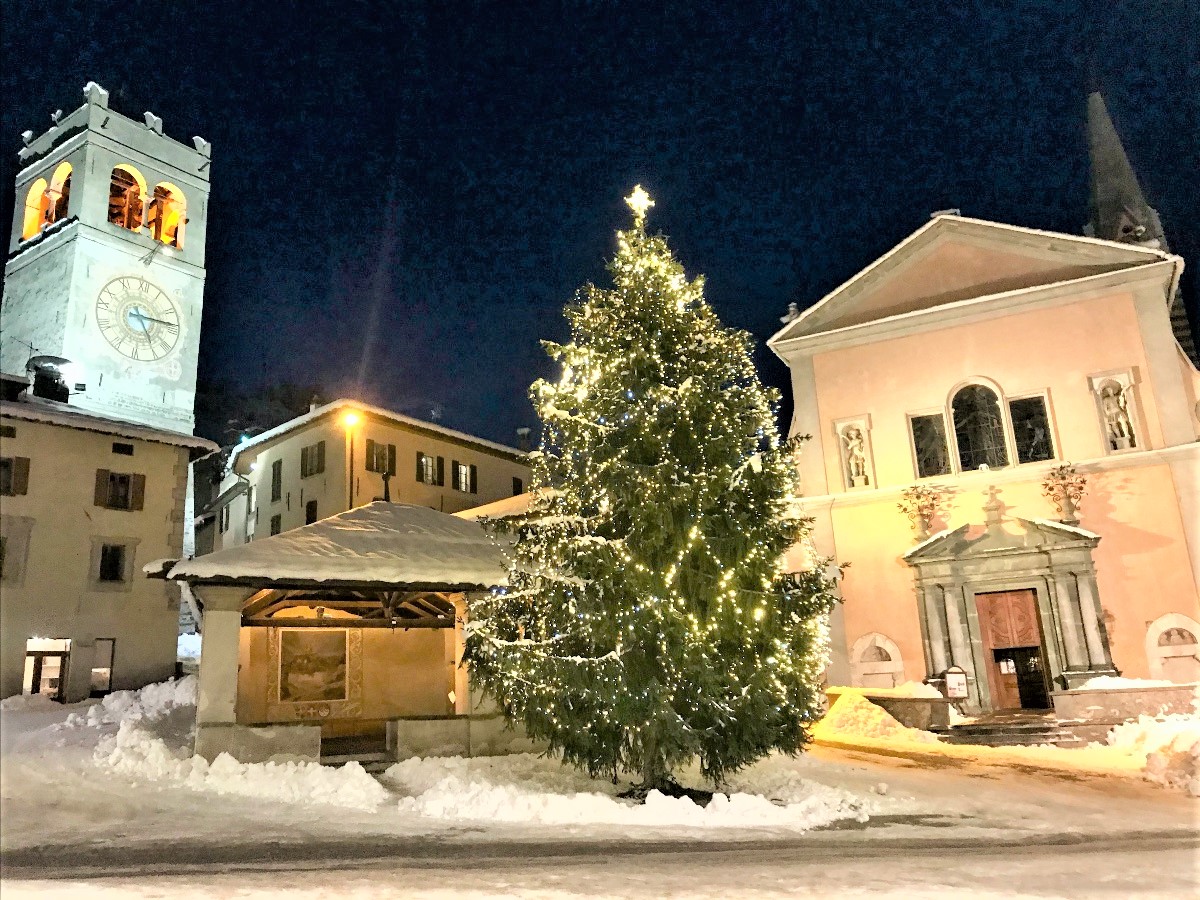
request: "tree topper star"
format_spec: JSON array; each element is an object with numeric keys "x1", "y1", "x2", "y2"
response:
[{"x1": 625, "y1": 185, "x2": 654, "y2": 226}]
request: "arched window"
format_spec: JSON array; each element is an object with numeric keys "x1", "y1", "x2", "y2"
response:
[
  {"x1": 147, "y1": 182, "x2": 186, "y2": 248},
  {"x1": 47, "y1": 162, "x2": 72, "y2": 224},
  {"x1": 108, "y1": 164, "x2": 146, "y2": 231},
  {"x1": 951, "y1": 384, "x2": 1009, "y2": 471},
  {"x1": 21, "y1": 178, "x2": 50, "y2": 239}
]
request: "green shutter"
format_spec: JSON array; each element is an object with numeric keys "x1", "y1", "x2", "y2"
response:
[{"x1": 416, "y1": 451, "x2": 425, "y2": 481}]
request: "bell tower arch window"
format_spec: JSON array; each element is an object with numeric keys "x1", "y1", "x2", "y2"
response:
[
  {"x1": 21, "y1": 178, "x2": 49, "y2": 239},
  {"x1": 47, "y1": 162, "x2": 72, "y2": 224},
  {"x1": 950, "y1": 384, "x2": 1009, "y2": 472},
  {"x1": 148, "y1": 182, "x2": 186, "y2": 248},
  {"x1": 108, "y1": 164, "x2": 146, "y2": 232}
]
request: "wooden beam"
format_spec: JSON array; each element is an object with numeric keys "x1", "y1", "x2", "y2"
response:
[{"x1": 243, "y1": 616, "x2": 454, "y2": 629}]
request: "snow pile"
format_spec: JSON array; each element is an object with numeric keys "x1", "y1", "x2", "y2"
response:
[
  {"x1": 1078, "y1": 675, "x2": 1177, "y2": 690},
  {"x1": 67, "y1": 675, "x2": 197, "y2": 728},
  {"x1": 96, "y1": 725, "x2": 389, "y2": 811},
  {"x1": 814, "y1": 691, "x2": 940, "y2": 744},
  {"x1": 177, "y1": 633, "x2": 202, "y2": 662},
  {"x1": 1107, "y1": 710, "x2": 1200, "y2": 796},
  {"x1": 0, "y1": 693, "x2": 63, "y2": 713},
  {"x1": 384, "y1": 753, "x2": 867, "y2": 831}
]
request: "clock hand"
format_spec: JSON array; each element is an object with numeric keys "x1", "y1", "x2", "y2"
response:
[{"x1": 128, "y1": 309, "x2": 176, "y2": 328}]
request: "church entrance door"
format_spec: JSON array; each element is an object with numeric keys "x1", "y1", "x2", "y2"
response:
[{"x1": 975, "y1": 590, "x2": 1050, "y2": 711}]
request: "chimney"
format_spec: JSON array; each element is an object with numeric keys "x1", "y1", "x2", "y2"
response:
[{"x1": 515, "y1": 427, "x2": 532, "y2": 452}]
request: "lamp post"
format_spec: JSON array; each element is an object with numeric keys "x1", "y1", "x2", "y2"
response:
[{"x1": 342, "y1": 410, "x2": 359, "y2": 510}]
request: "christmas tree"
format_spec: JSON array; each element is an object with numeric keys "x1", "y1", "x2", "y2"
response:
[{"x1": 464, "y1": 187, "x2": 837, "y2": 794}]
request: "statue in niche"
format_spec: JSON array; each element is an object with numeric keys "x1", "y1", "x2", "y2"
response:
[
  {"x1": 842, "y1": 425, "x2": 869, "y2": 487},
  {"x1": 1099, "y1": 382, "x2": 1136, "y2": 450}
]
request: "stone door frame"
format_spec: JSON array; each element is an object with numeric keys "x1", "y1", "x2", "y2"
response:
[{"x1": 904, "y1": 518, "x2": 1118, "y2": 713}]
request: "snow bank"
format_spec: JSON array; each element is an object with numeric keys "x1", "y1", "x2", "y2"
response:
[
  {"x1": 67, "y1": 675, "x2": 197, "y2": 728},
  {"x1": 0, "y1": 693, "x2": 63, "y2": 713},
  {"x1": 1078, "y1": 675, "x2": 1177, "y2": 690},
  {"x1": 96, "y1": 723, "x2": 389, "y2": 811},
  {"x1": 814, "y1": 691, "x2": 940, "y2": 744},
  {"x1": 1107, "y1": 712, "x2": 1200, "y2": 796},
  {"x1": 384, "y1": 753, "x2": 867, "y2": 831},
  {"x1": 177, "y1": 633, "x2": 202, "y2": 661}
]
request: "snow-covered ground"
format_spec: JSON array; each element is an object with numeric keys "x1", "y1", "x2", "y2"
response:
[{"x1": 2, "y1": 679, "x2": 1197, "y2": 897}]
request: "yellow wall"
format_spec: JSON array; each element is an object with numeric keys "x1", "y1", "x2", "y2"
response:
[
  {"x1": 0, "y1": 413, "x2": 189, "y2": 699},
  {"x1": 235, "y1": 625, "x2": 455, "y2": 727}
]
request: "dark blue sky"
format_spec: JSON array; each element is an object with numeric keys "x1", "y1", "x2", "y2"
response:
[{"x1": 3, "y1": 1, "x2": 1197, "y2": 445}]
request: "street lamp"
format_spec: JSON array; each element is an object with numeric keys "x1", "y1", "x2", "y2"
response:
[{"x1": 342, "y1": 410, "x2": 360, "y2": 509}]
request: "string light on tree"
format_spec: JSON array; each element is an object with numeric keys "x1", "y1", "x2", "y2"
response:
[{"x1": 464, "y1": 188, "x2": 838, "y2": 797}]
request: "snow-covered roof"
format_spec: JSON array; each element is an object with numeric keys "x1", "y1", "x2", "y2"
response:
[
  {"x1": 228, "y1": 398, "x2": 527, "y2": 471},
  {"x1": 163, "y1": 502, "x2": 509, "y2": 590},
  {"x1": 453, "y1": 492, "x2": 533, "y2": 521},
  {"x1": 0, "y1": 396, "x2": 217, "y2": 452}
]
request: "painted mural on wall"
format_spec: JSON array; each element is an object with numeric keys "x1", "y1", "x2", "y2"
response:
[{"x1": 279, "y1": 629, "x2": 348, "y2": 702}]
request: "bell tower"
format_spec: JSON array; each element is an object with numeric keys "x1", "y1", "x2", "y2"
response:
[{"x1": 1, "y1": 82, "x2": 211, "y2": 434}]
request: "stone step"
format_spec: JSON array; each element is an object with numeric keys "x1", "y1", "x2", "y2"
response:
[
  {"x1": 932, "y1": 726, "x2": 1083, "y2": 747},
  {"x1": 320, "y1": 751, "x2": 394, "y2": 773}
]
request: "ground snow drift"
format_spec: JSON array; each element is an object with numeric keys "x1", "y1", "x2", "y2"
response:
[
  {"x1": 70, "y1": 675, "x2": 198, "y2": 727},
  {"x1": 1107, "y1": 711, "x2": 1200, "y2": 796},
  {"x1": 384, "y1": 753, "x2": 868, "y2": 830},
  {"x1": 814, "y1": 691, "x2": 940, "y2": 744},
  {"x1": 97, "y1": 723, "x2": 389, "y2": 811}
]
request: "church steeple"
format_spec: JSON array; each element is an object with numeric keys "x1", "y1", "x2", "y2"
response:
[
  {"x1": 1085, "y1": 92, "x2": 1165, "y2": 248},
  {"x1": 1085, "y1": 91, "x2": 1198, "y2": 368}
]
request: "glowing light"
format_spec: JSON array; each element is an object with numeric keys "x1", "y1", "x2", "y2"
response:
[
  {"x1": 624, "y1": 184, "x2": 654, "y2": 225},
  {"x1": 342, "y1": 410, "x2": 360, "y2": 427}
]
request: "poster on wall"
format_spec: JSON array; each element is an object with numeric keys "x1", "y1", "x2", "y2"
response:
[{"x1": 279, "y1": 629, "x2": 348, "y2": 703}]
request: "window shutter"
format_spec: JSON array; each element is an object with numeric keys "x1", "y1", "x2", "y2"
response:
[
  {"x1": 130, "y1": 474, "x2": 146, "y2": 511},
  {"x1": 300, "y1": 446, "x2": 309, "y2": 478},
  {"x1": 451, "y1": 460, "x2": 460, "y2": 491},
  {"x1": 94, "y1": 469, "x2": 111, "y2": 506},
  {"x1": 469, "y1": 464, "x2": 478, "y2": 494},
  {"x1": 416, "y1": 451, "x2": 425, "y2": 481},
  {"x1": 387, "y1": 443, "x2": 397, "y2": 477},
  {"x1": 317, "y1": 441, "x2": 326, "y2": 473},
  {"x1": 365, "y1": 439, "x2": 377, "y2": 472},
  {"x1": 12, "y1": 457, "x2": 30, "y2": 495},
  {"x1": 436, "y1": 456, "x2": 445, "y2": 486}
]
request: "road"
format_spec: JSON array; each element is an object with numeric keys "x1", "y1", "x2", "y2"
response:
[{"x1": 3, "y1": 747, "x2": 1196, "y2": 898}]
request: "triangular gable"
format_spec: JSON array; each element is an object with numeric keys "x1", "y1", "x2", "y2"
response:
[
  {"x1": 904, "y1": 517, "x2": 1098, "y2": 563},
  {"x1": 772, "y1": 216, "x2": 1171, "y2": 343}
]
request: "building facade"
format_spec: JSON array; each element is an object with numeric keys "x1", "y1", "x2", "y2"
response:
[
  {"x1": 207, "y1": 399, "x2": 530, "y2": 550},
  {"x1": 1, "y1": 83, "x2": 214, "y2": 700},
  {"x1": 0, "y1": 396, "x2": 215, "y2": 700},
  {"x1": 2, "y1": 82, "x2": 210, "y2": 435},
  {"x1": 770, "y1": 213, "x2": 1200, "y2": 713}
]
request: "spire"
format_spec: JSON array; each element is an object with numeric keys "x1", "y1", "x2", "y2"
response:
[
  {"x1": 1085, "y1": 92, "x2": 1198, "y2": 367},
  {"x1": 1085, "y1": 92, "x2": 1165, "y2": 248}
]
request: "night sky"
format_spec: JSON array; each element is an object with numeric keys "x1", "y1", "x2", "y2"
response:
[{"x1": 3, "y1": 1, "x2": 1197, "y2": 446}]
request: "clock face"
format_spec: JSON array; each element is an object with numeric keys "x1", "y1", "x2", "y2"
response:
[{"x1": 95, "y1": 276, "x2": 181, "y2": 361}]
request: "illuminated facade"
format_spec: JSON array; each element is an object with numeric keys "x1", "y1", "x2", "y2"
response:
[{"x1": 770, "y1": 213, "x2": 1200, "y2": 712}]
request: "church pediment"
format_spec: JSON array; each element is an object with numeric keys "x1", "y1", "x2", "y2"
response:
[
  {"x1": 904, "y1": 516, "x2": 1099, "y2": 564},
  {"x1": 773, "y1": 215, "x2": 1170, "y2": 342}
]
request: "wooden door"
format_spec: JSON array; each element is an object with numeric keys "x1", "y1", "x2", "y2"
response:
[{"x1": 975, "y1": 590, "x2": 1044, "y2": 710}]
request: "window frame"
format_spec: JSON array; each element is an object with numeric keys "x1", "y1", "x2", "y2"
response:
[
  {"x1": 1006, "y1": 390, "x2": 1059, "y2": 466},
  {"x1": 88, "y1": 536, "x2": 139, "y2": 592},
  {"x1": 270, "y1": 459, "x2": 283, "y2": 502},
  {"x1": 905, "y1": 409, "x2": 953, "y2": 480}
]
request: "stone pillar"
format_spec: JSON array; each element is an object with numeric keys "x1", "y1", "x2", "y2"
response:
[
  {"x1": 1075, "y1": 575, "x2": 1114, "y2": 668},
  {"x1": 193, "y1": 585, "x2": 253, "y2": 726},
  {"x1": 944, "y1": 587, "x2": 971, "y2": 670},
  {"x1": 1052, "y1": 574, "x2": 1088, "y2": 669},
  {"x1": 922, "y1": 586, "x2": 950, "y2": 673}
]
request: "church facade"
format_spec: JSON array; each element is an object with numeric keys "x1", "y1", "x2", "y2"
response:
[{"x1": 771, "y1": 96, "x2": 1199, "y2": 713}]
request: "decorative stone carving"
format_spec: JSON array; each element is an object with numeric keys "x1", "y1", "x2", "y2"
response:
[
  {"x1": 1145, "y1": 613, "x2": 1200, "y2": 683},
  {"x1": 834, "y1": 416, "x2": 874, "y2": 490},
  {"x1": 1041, "y1": 462, "x2": 1087, "y2": 525},
  {"x1": 849, "y1": 632, "x2": 905, "y2": 688},
  {"x1": 898, "y1": 483, "x2": 951, "y2": 539},
  {"x1": 1089, "y1": 371, "x2": 1140, "y2": 452}
]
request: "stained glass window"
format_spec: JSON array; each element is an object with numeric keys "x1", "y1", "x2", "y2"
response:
[
  {"x1": 1009, "y1": 396, "x2": 1054, "y2": 464},
  {"x1": 951, "y1": 385, "x2": 1009, "y2": 471}
]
